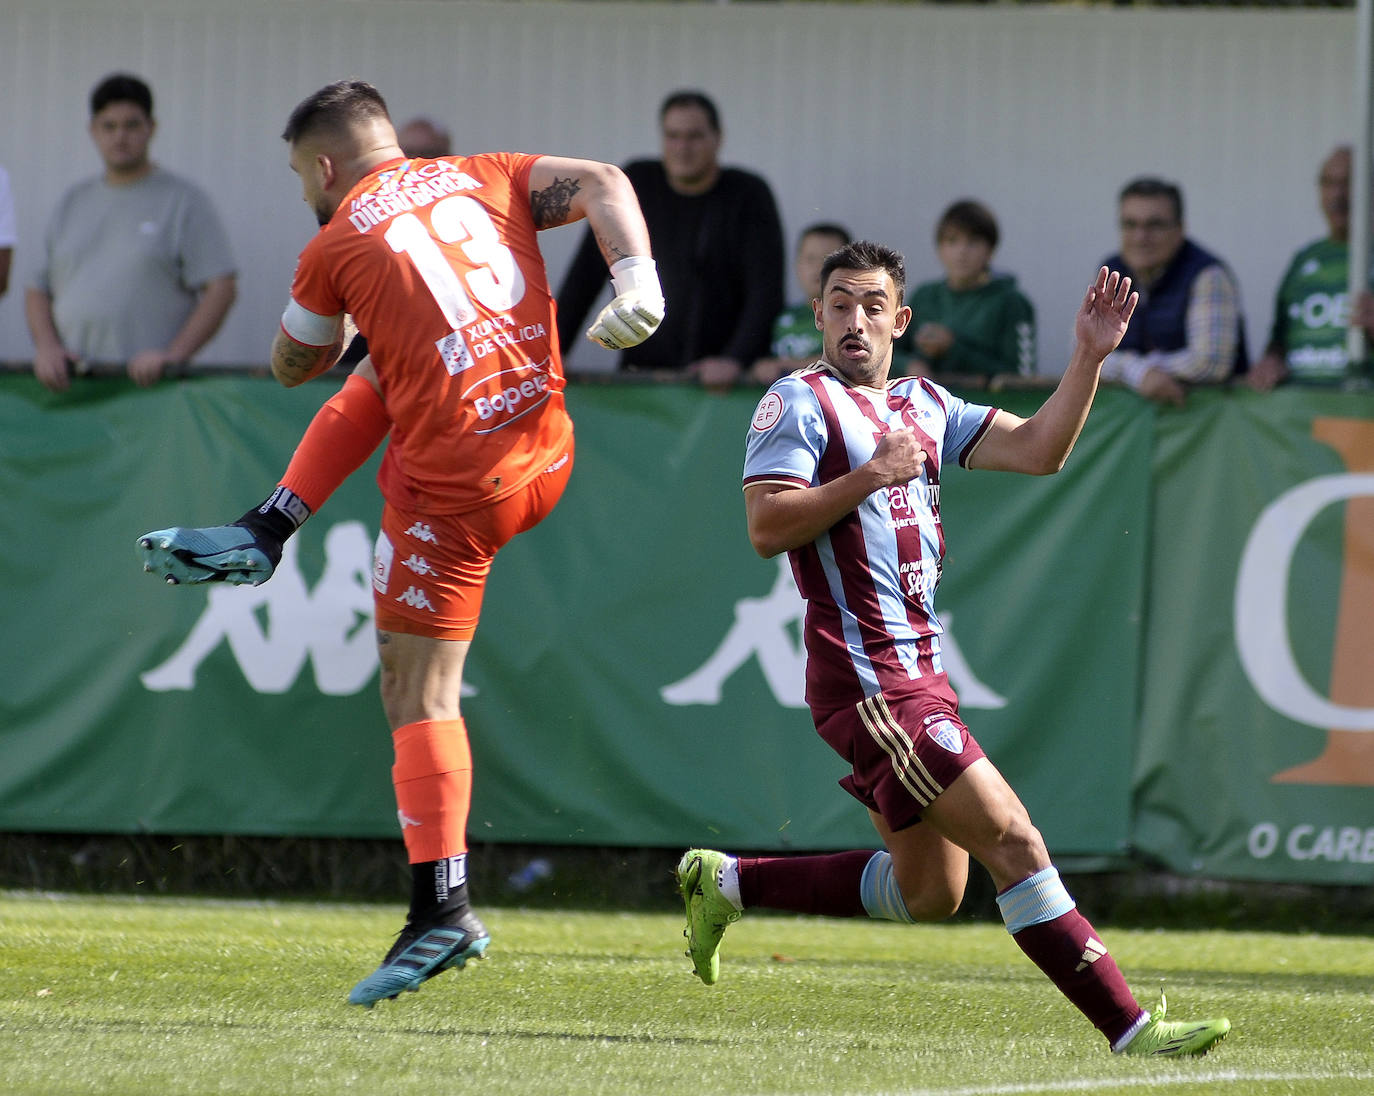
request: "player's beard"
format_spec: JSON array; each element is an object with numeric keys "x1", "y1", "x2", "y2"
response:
[
  {"x1": 829, "y1": 334, "x2": 886, "y2": 386},
  {"x1": 313, "y1": 195, "x2": 340, "y2": 227}
]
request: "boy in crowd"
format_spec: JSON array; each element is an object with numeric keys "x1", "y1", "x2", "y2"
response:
[
  {"x1": 901, "y1": 199, "x2": 1036, "y2": 384},
  {"x1": 750, "y1": 222, "x2": 851, "y2": 385}
]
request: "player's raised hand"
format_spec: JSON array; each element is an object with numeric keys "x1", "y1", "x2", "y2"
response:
[
  {"x1": 1075, "y1": 267, "x2": 1137, "y2": 362},
  {"x1": 586, "y1": 256, "x2": 665, "y2": 350}
]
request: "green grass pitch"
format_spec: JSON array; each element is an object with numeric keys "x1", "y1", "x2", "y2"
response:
[{"x1": 2, "y1": 891, "x2": 1371, "y2": 1095}]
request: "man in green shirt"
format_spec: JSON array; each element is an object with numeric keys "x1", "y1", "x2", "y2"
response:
[
  {"x1": 1248, "y1": 145, "x2": 1374, "y2": 389},
  {"x1": 900, "y1": 199, "x2": 1036, "y2": 384}
]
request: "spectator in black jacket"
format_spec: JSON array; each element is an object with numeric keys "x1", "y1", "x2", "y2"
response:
[{"x1": 556, "y1": 90, "x2": 785, "y2": 388}]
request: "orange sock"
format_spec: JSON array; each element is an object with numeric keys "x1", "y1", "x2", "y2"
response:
[
  {"x1": 280, "y1": 372, "x2": 390, "y2": 513},
  {"x1": 392, "y1": 719, "x2": 472, "y2": 864}
]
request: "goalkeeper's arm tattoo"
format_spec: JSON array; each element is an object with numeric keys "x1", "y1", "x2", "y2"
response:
[{"x1": 531, "y1": 176, "x2": 582, "y2": 230}]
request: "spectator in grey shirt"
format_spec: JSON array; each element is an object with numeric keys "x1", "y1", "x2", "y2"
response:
[{"x1": 25, "y1": 72, "x2": 236, "y2": 391}]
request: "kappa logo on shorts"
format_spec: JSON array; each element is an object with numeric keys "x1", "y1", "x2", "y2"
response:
[
  {"x1": 402, "y1": 554, "x2": 435, "y2": 576},
  {"x1": 405, "y1": 522, "x2": 439, "y2": 544},
  {"x1": 395, "y1": 586, "x2": 436, "y2": 612},
  {"x1": 925, "y1": 718, "x2": 964, "y2": 754},
  {"x1": 751, "y1": 391, "x2": 784, "y2": 432}
]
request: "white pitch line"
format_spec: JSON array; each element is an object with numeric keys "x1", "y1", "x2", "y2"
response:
[{"x1": 768, "y1": 1071, "x2": 1374, "y2": 1096}]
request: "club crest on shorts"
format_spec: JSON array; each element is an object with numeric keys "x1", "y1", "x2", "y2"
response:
[
  {"x1": 751, "y1": 391, "x2": 784, "y2": 432},
  {"x1": 925, "y1": 718, "x2": 963, "y2": 753}
]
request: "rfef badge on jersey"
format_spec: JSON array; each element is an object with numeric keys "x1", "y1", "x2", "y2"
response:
[{"x1": 752, "y1": 391, "x2": 784, "y2": 432}]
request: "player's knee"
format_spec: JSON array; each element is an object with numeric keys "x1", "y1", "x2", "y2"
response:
[
  {"x1": 1006, "y1": 816, "x2": 1049, "y2": 862},
  {"x1": 903, "y1": 881, "x2": 963, "y2": 922},
  {"x1": 898, "y1": 858, "x2": 968, "y2": 921},
  {"x1": 980, "y1": 816, "x2": 1050, "y2": 886}
]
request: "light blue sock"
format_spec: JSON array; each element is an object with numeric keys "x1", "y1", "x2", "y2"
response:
[
  {"x1": 859, "y1": 851, "x2": 915, "y2": 923},
  {"x1": 995, "y1": 866, "x2": 1075, "y2": 934}
]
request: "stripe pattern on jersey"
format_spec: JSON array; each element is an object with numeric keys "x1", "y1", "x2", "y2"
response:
[
  {"x1": 857, "y1": 692, "x2": 944, "y2": 808},
  {"x1": 803, "y1": 371, "x2": 943, "y2": 695},
  {"x1": 742, "y1": 365, "x2": 997, "y2": 708}
]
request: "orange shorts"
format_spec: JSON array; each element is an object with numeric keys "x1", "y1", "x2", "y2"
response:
[{"x1": 371, "y1": 445, "x2": 573, "y2": 640}]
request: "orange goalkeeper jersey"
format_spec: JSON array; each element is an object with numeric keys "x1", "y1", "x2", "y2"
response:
[{"x1": 284, "y1": 152, "x2": 572, "y2": 514}]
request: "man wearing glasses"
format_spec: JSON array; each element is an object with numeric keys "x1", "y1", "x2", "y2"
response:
[{"x1": 1099, "y1": 177, "x2": 1248, "y2": 407}]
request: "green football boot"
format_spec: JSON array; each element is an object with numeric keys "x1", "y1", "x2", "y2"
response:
[
  {"x1": 675, "y1": 848, "x2": 741, "y2": 985},
  {"x1": 1121, "y1": 992, "x2": 1231, "y2": 1056}
]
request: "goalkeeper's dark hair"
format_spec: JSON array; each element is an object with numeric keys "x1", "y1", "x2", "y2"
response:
[
  {"x1": 283, "y1": 80, "x2": 391, "y2": 144},
  {"x1": 820, "y1": 240, "x2": 907, "y2": 301}
]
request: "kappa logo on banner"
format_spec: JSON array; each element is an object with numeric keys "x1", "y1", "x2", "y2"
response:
[
  {"x1": 661, "y1": 557, "x2": 1007, "y2": 711},
  {"x1": 141, "y1": 524, "x2": 378, "y2": 697},
  {"x1": 140, "y1": 522, "x2": 478, "y2": 700}
]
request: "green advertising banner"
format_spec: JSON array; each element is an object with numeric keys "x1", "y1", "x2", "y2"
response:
[
  {"x1": 0, "y1": 374, "x2": 1145, "y2": 862},
  {"x1": 1133, "y1": 389, "x2": 1374, "y2": 885}
]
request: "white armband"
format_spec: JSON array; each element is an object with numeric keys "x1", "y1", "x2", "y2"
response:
[{"x1": 281, "y1": 299, "x2": 344, "y2": 348}]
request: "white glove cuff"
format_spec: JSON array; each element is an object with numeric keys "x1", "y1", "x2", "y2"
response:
[{"x1": 609, "y1": 256, "x2": 661, "y2": 299}]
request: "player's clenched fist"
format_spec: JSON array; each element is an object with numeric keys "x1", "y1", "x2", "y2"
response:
[
  {"x1": 868, "y1": 428, "x2": 928, "y2": 487},
  {"x1": 586, "y1": 256, "x2": 665, "y2": 350}
]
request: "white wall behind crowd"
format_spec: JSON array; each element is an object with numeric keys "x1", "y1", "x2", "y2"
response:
[{"x1": 0, "y1": 0, "x2": 1357, "y2": 375}]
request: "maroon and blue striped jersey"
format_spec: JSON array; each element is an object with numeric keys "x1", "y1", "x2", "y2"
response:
[{"x1": 743, "y1": 364, "x2": 997, "y2": 709}]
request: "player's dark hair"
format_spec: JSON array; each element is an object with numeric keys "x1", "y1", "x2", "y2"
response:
[
  {"x1": 799, "y1": 222, "x2": 851, "y2": 249},
  {"x1": 282, "y1": 80, "x2": 392, "y2": 144},
  {"x1": 659, "y1": 89, "x2": 720, "y2": 133},
  {"x1": 1119, "y1": 176, "x2": 1184, "y2": 225},
  {"x1": 90, "y1": 73, "x2": 153, "y2": 119},
  {"x1": 935, "y1": 199, "x2": 999, "y2": 250},
  {"x1": 821, "y1": 240, "x2": 907, "y2": 300}
]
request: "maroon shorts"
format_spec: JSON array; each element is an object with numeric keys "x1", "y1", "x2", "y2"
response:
[{"x1": 813, "y1": 676, "x2": 986, "y2": 832}]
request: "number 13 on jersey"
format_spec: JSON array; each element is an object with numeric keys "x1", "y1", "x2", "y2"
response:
[{"x1": 384, "y1": 194, "x2": 527, "y2": 329}]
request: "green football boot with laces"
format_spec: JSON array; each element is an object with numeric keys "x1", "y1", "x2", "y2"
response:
[
  {"x1": 676, "y1": 848, "x2": 741, "y2": 985},
  {"x1": 1121, "y1": 991, "x2": 1231, "y2": 1056}
]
